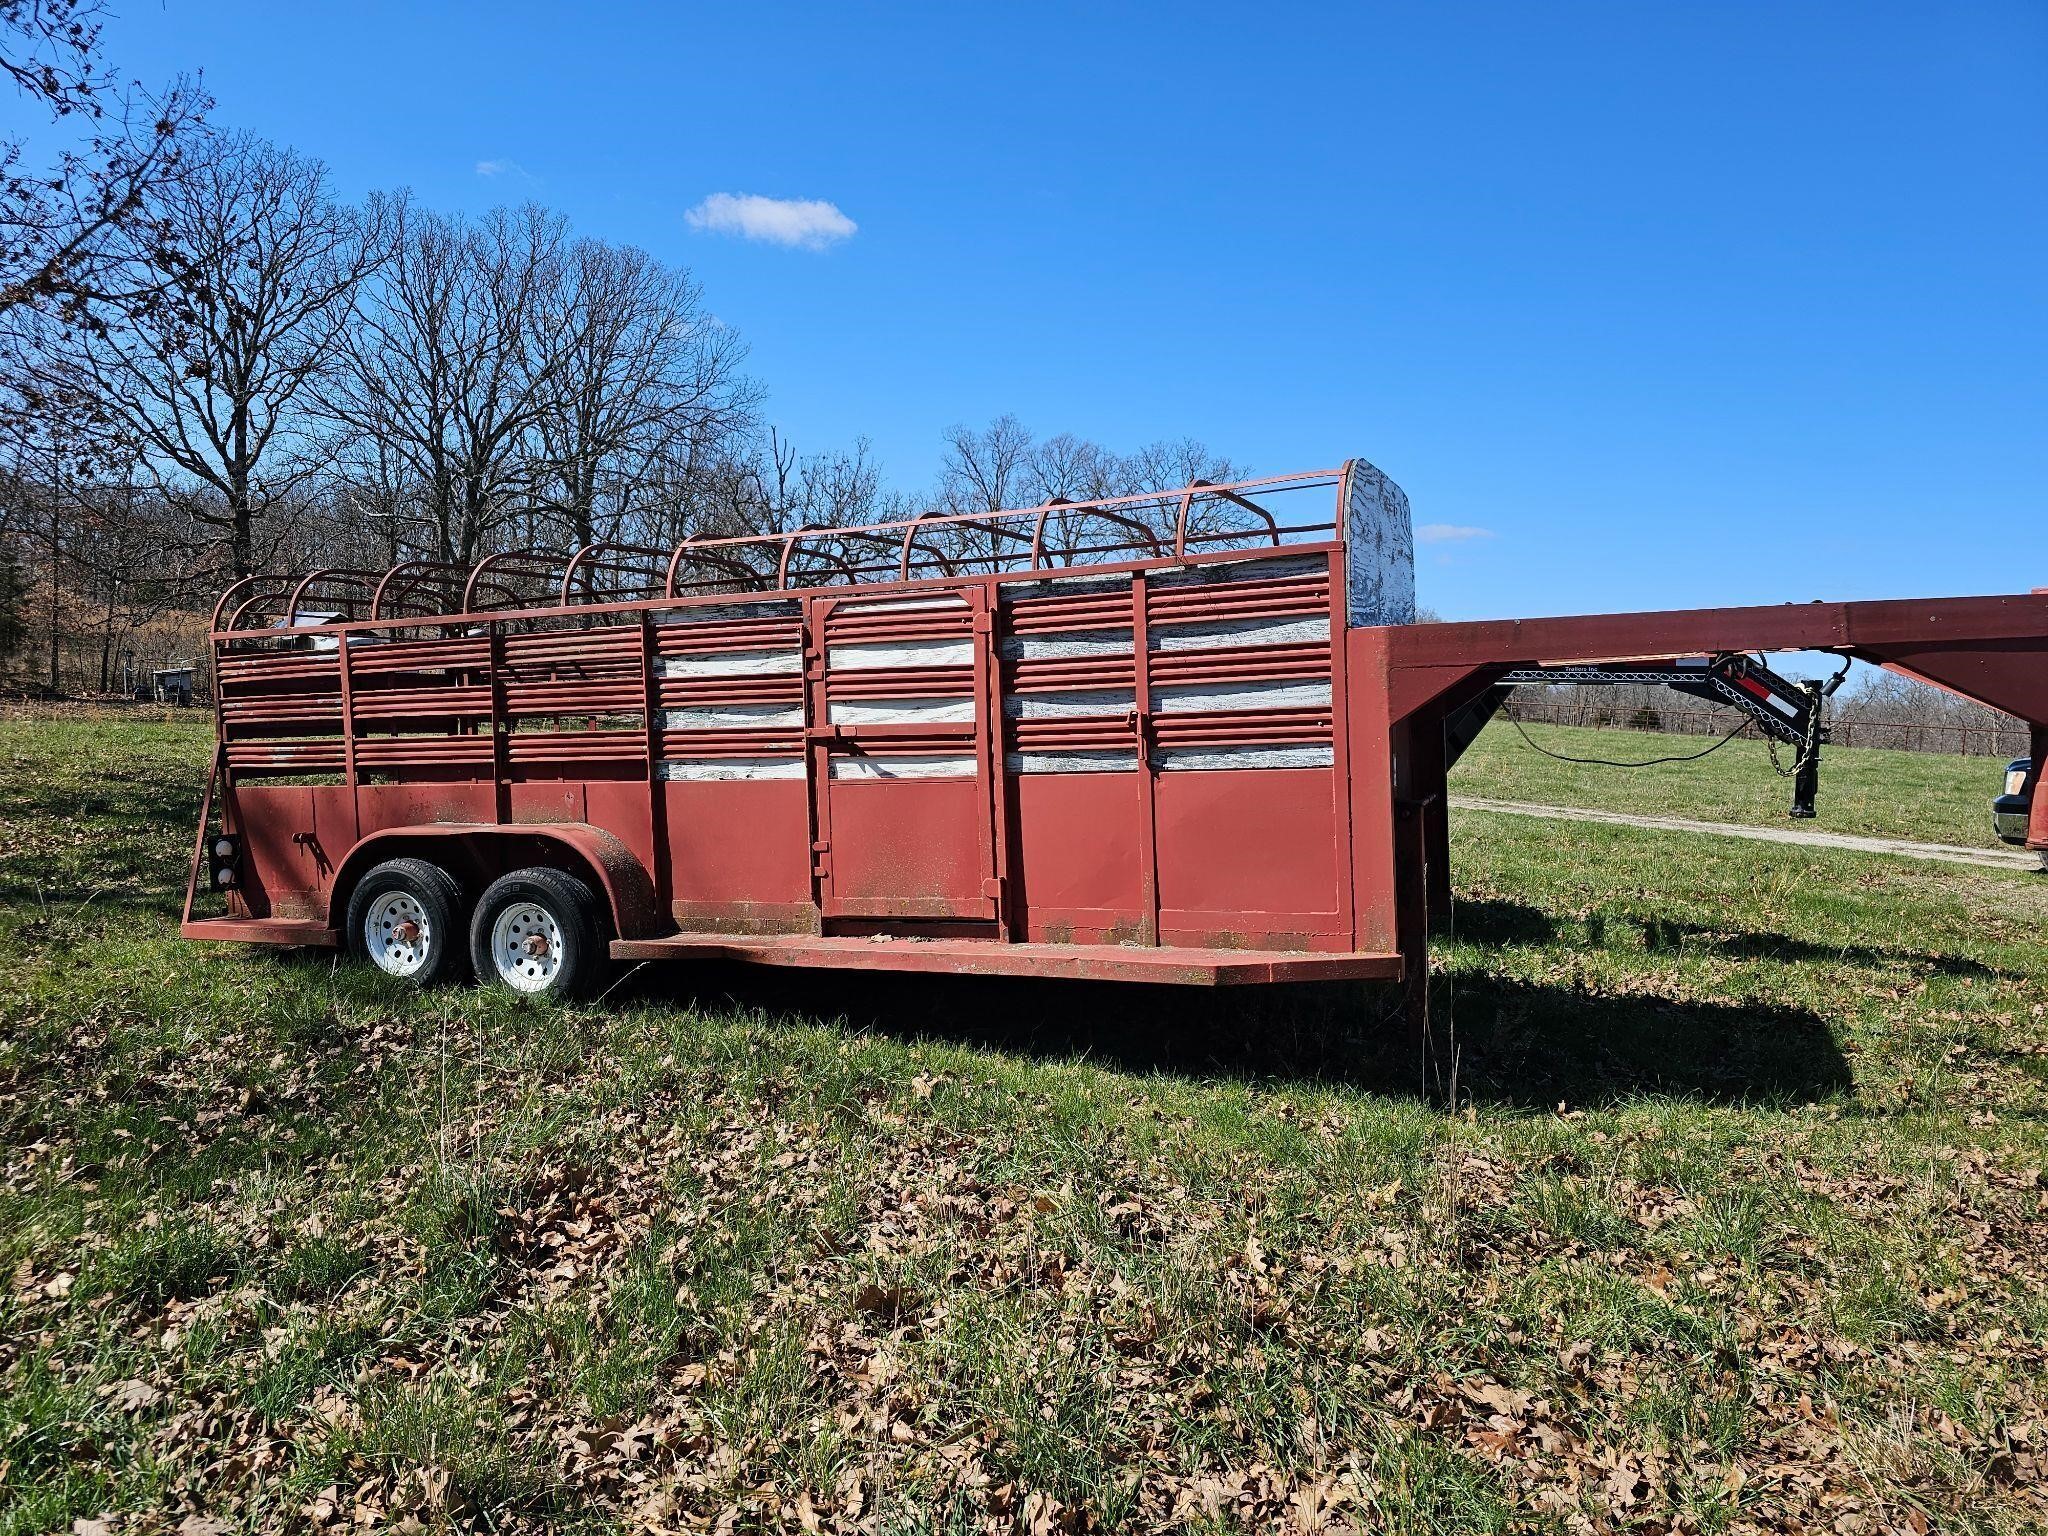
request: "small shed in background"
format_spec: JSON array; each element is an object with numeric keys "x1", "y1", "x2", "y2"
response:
[{"x1": 152, "y1": 665, "x2": 196, "y2": 706}]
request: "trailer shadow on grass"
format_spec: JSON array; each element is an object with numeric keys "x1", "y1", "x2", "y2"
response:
[
  {"x1": 623, "y1": 961, "x2": 1853, "y2": 1110},
  {"x1": 1452, "y1": 896, "x2": 2005, "y2": 981}
]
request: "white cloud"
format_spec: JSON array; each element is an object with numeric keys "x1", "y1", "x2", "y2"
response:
[
  {"x1": 1416, "y1": 523, "x2": 1495, "y2": 544},
  {"x1": 475, "y1": 158, "x2": 531, "y2": 181},
  {"x1": 685, "y1": 192, "x2": 857, "y2": 250}
]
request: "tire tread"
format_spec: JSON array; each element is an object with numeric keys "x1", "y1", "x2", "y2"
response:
[
  {"x1": 344, "y1": 857, "x2": 468, "y2": 986},
  {"x1": 468, "y1": 865, "x2": 605, "y2": 999}
]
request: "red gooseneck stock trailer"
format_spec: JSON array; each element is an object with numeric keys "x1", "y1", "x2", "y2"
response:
[{"x1": 183, "y1": 460, "x2": 2048, "y2": 1088}]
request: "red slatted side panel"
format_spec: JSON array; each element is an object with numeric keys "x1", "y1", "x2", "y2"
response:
[
  {"x1": 811, "y1": 589, "x2": 997, "y2": 923},
  {"x1": 653, "y1": 598, "x2": 816, "y2": 934},
  {"x1": 997, "y1": 551, "x2": 1351, "y2": 951}
]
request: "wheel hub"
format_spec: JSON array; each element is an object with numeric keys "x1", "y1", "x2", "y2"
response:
[
  {"x1": 490, "y1": 900, "x2": 564, "y2": 993},
  {"x1": 364, "y1": 890, "x2": 432, "y2": 978}
]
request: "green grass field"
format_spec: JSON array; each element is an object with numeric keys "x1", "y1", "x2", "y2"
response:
[
  {"x1": 1453, "y1": 718, "x2": 2012, "y2": 849},
  {"x1": 3, "y1": 716, "x2": 2045, "y2": 1534}
]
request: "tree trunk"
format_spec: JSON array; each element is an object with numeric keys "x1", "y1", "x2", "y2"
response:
[
  {"x1": 46, "y1": 475, "x2": 60, "y2": 697},
  {"x1": 231, "y1": 412, "x2": 254, "y2": 579},
  {"x1": 574, "y1": 459, "x2": 594, "y2": 551},
  {"x1": 99, "y1": 580, "x2": 116, "y2": 692},
  {"x1": 228, "y1": 470, "x2": 253, "y2": 579}
]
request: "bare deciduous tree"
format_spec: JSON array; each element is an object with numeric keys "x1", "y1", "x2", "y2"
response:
[
  {"x1": 931, "y1": 416, "x2": 1241, "y2": 568},
  {"x1": 324, "y1": 198, "x2": 573, "y2": 563},
  {"x1": 527, "y1": 237, "x2": 758, "y2": 554},
  {"x1": 1024, "y1": 430, "x2": 1121, "y2": 503},
  {"x1": 0, "y1": 0, "x2": 207, "y2": 325},
  {"x1": 54, "y1": 130, "x2": 380, "y2": 578},
  {"x1": 932, "y1": 413, "x2": 1033, "y2": 570}
]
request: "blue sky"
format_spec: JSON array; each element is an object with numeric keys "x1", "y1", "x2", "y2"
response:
[{"x1": 29, "y1": 0, "x2": 2048, "y2": 621}]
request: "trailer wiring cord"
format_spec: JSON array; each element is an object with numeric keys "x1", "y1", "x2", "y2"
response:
[
  {"x1": 1502, "y1": 652, "x2": 1852, "y2": 774},
  {"x1": 1499, "y1": 703, "x2": 1755, "y2": 767}
]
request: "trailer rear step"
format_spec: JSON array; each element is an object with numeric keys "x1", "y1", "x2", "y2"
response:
[{"x1": 609, "y1": 934, "x2": 1403, "y2": 985}]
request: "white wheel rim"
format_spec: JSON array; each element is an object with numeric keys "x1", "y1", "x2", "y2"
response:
[
  {"x1": 491, "y1": 900, "x2": 563, "y2": 993},
  {"x1": 365, "y1": 890, "x2": 432, "y2": 977}
]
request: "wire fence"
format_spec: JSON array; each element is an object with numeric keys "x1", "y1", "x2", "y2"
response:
[{"x1": 1509, "y1": 701, "x2": 2030, "y2": 759}]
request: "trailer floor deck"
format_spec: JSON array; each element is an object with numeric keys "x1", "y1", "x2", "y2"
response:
[
  {"x1": 180, "y1": 916, "x2": 1403, "y2": 985},
  {"x1": 609, "y1": 933, "x2": 1405, "y2": 986}
]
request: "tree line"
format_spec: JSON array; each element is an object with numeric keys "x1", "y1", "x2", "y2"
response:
[
  {"x1": 0, "y1": 5, "x2": 1235, "y2": 694},
  {"x1": 0, "y1": 2, "x2": 2005, "y2": 757}
]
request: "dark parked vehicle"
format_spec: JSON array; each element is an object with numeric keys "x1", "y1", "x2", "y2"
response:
[{"x1": 1994, "y1": 758, "x2": 2034, "y2": 846}]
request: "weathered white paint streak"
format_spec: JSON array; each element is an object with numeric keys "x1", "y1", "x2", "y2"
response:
[
  {"x1": 828, "y1": 695, "x2": 976, "y2": 725},
  {"x1": 1149, "y1": 553, "x2": 1326, "y2": 589},
  {"x1": 659, "y1": 648, "x2": 802, "y2": 679},
  {"x1": 997, "y1": 628, "x2": 1133, "y2": 661},
  {"x1": 1154, "y1": 745, "x2": 1334, "y2": 771},
  {"x1": 1150, "y1": 679, "x2": 1332, "y2": 714},
  {"x1": 659, "y1": 756, "x2": 806, "y2": 781},
  {"x1": 828, "y1": 637, "x2": 975, "y2": 670},
  {"x1": 829, "y1": 754, "x2": 977, "y2": 780},
  {"x1": 1149, "y1": 615, "x2": 1329, "y2": 651},
  {"x1": 830, "y1": 594, "x2": 967, "y2": 616},
  {"x1": 664, "y1": 703, "x2": 804, "y2": 730},
  {"x1": 1005, "y1": 749, "x2": 1138, "y2": 774},
  {"x1": 1002, "y1": 571, "x2": 1135, "y2": 601},
  {"x1": 656, "y1": 600, "x2": 800, "y2": 626},
  {"x1": 1002, "y1": 689, "x2": 1135, "y2": 719}
]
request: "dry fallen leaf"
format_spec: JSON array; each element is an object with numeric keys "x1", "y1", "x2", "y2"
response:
[
  {"x1": 854, "y1": 1282, "x2": 918, "y2": 1323},
  {"x1": 1603, "y1": 1456, "x2": 1644, "y2": 1510},
  {"x1": 105, "y1": 1378, "x2": 161, "y2": 1413}
]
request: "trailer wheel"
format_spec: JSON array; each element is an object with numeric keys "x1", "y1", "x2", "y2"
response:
[
  {"x1": 469, "y1": 866, "x2": 605, "y2": 999},
  {"x1": 346, "y1": 857, "x2": 468, "y2": 986}
]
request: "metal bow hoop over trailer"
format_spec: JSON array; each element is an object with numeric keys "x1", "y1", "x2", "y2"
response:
[{"x1": 181, "y1": 458, "x2": 2048, "y2": 1087}]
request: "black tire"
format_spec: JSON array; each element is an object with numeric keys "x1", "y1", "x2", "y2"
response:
[
  {"x1": 344, "y1": 857, "x2": 468, "y2": 986},
  {"x1": 468, "y1": 866, "x2": 605, "y2": 1000}
]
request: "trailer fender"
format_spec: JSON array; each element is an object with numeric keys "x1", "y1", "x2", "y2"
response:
[{"x1": 328, "y1": 823, "x2": 662, "y2": 940}]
